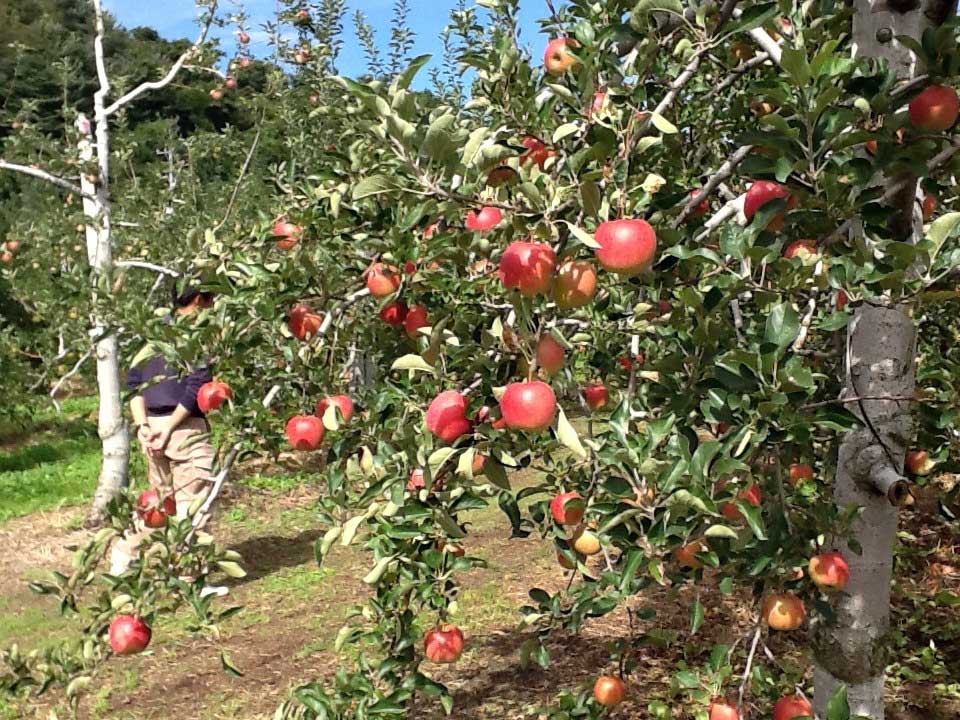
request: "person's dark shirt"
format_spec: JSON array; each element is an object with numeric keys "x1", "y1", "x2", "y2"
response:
[{"x1": 126, "y1": 356, "x2": 211, "y2": 417}]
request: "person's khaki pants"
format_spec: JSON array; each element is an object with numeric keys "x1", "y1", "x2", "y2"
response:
[{"x1": 110, "y1": 416, "x2": 216, "y2": 575}]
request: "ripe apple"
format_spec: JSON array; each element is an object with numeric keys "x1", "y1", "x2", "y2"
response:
[
  {"x1": 294, "y1": 49, "x2": 310, "y2": 64},
  {"x1": 317, "y1": 395, "x2": 353, "y2": 423},
  {"x1": 709, "y1": 701, "x2": 739, "y2": 720},
  {"x1": 586, "y1": 91, "x2": 607, "y2": 119},
  {"x1": 687, "y1": 189, "x2": 709, "y2": 217},
  {"x1": 550, "y1": 491, "x2": 585, "y2": 526},
  {"x1": 285, "y1": 415, "x2": 324, "y2": 450},
  {"x1": 465, "y1": 206, "x2": 502, "y2": 232},
  {"x1": 572, "y1": 527, "x2": 601, "y2": 555},
  {"x1": 788, "y1": 463, "x2": 814, "y2": 486},
  {"x1": 773, "y1": 694, "x2": 813, "y2": 720},
  {"x1": 750, "y1": 100, "x2": 777, "y2": 116},
  {"x1": 836, "y1": 290, "x2": 849, "y2": 311},
  {"x1": 499, "y1": 241, "x2": 556, "y2": 297},
  {"x1": 0, "y1": 252, "x2": 12, "y2": 264},
  {"x1": 296, "y1": 9, "x2": 310, "y2": 20},
  {"x1": 905, "y1": 449, "x2": 934, "y2": 476},
  {"x1": 276, "y1": 237, "x2": 298, "y2": 251},
  {"x1": 308, "y1": 94, "x2": 319, "y2": 106},
  {"x1": 137, "y1": 489, "x2": 176, "y2": 528},
  {"x1": 744, "y1": 180, "x2": 794, "y2": 231},
  {"x1": 674, "y1": 540, "x2": 706, "y2": 569},
  {"x1": 592, "y1": 675, "x2": 626, "y2": 707},
  {"x1": 594, "y1": 218, "x2": 657, "y2": 276},
  {"x1": 809, "y1": 551, "x2": 850, "y2": 592},
  {"x1": 197, "y1": 381, "x2": 232, "y2": 414},
  {"x1": 865, "y1": 138, "x2": 878, "y2": 155},
  {"x1": 520, "y1": 136, "x2": 553, "y2": 169},
  {"x1": 922, "y1": 192, "x2": 936, "y2": 221},
  {"x1": 783, "y1": 239, "x2": 819, "y2": 262},
  {"x1": 209, "y1": 88, "x2": 224, "y2": 101},
  {"x1": 424, "y1": 624, "x2": 464, "y2": 663},
  {"x1": 501, "y1": 381, "x2": 556, "y2": 431},
  {"x1": 238, "y1": 31, "x2": 250, "y2": 44},
  {"x1": 536, "y1": 334, "x2": 565, "y2": 376},
  {"x1": 543, "y1": 37, "x2": 579, "y2": 75},
  {"x1": 366, "y1": 263, "x2": 401, "y2": 298},
  {"x1": 554, "y1": 259, "x2": 597, "y2": 309},
  {"x1": 486, "y1": 165, "x2": 518, "y2": 187},
  {"x1": 762, "y1": 592, "x2": 806, "y2": 630},
  {"x1": 909, "y1": 85, "x2": 959, "y2": 132},
  {"x1": 5, "y1": 240, "x2": 20, "y2": 253},
  {"x1": 404, "y1": 305, "x2": 429, "y2": 338},
  {"x1": 288, "y1": 304, "x2": 323, "y2": 340},
  {"x1": 407, "y1": 468, "x2": 425, "y2": 491},
  {"x1": 379, "y1": 300, "x2": 408, "y2": 327},
  {"x1": 426, "y1": 390, "x2": 472, "y2": 444},
  {"x1": 225, "y1": 76, "x2": 237, "y2": 90},
  {"x1": 109, "y1": 614, "x2": 152, "y2": 655},
  {"x1": 719, "y1": 481, "x2": 761, "y2": 521},
  {"x1": 582, "y1": 384, "x2": 609, "y2": 411},
  {"x1": 273, "y1": 221, "x2": 302, "y2": 240},
  {"x1": 240, "y1": 57, "x2": 252, "y2": 68}
]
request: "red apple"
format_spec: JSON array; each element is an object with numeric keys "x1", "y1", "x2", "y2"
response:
[
  {"x1": 744, "y1": 180, "x2": 794, "y2": 231},
  {"x1": 909, "y1": 85, "x2": 959, "y2": 132},
  {"x1": 762, "y1": 592, "x2": 806, "y2": 630},
  {"x1": 294, "y1": 49, "x2": 310, "y2": 64},
  {"x1": 407, "y1": 468, "x2": 425, "y2": 492},
  {"x1": 486, "y1": 165, "x2": 518, "y2": 187},
  {"x1": 426, "y1": 390, "x2": 472, "y2": 444},
  {"x1": 554, "y1": 259, "x2": 597, "y2": 309},
  {"x1": 4, "y1": 240, "x2": 20, "y2": 253},
  {"x1": 592, "y1": 675, "x2": 626, "y2": 707},
  {"x1": 536, "y1": 334, "x2": 565, "y2": 376},
  {"x1": 709, "y1": 701, "x2": 739, "y2": 720},
  {"x1": 404, "y1": 305, "x2": 429, "y2": 338},
  {"x1": 366, "y1": 263, "x2": 401, "y2": 298},
  {"x1": 905, "y1": 449, "x2": 934, "y2": 476},
  {"x1": 783, "y1": 239, "x2": 819, "y2": 261},
  {"x1": 501, "y1": 381, "x2": 556, "y2": 432},
  {"x1": 238, "y1": 31, "x2": 250, "y2": 44},
  {"x1": 209, "y1": 88, "x2": 224, "y2": 101},
  {"x1": 582, "y1": 384, "x2": 609, "y2": 411},
  {"x1": 1, "y1": 252, "x2": 12, "y2": 264},
  {"x1": 197, "y1": 381, "x2": 232, "y2": 414},
  {"x1": 288, "y1": 304, "x2": 323, "y2": 340},
  {"x1": 720, "y1": 482, "x2": 761, "y2": 522},
  {"x1": 498, "y1": 241, "x2": 556, "y2": 297},
  {"x1": 865, "y1": 138, "x2": 878, "y2": 155},
  {"x1": 836, "y1": 290, "x2": 849, "y2": 311},
  {"x1": 543, "y1": 37, "x2": 579, "y2": 75},
  {"x1": 520, "y1": 136, "x2": 554, "y2": 169},
  {"x1": 594, "y1": 218, "x2": 657, "y2": 276},
  {"x1": 687, "y1": 189, "x2": 710, "y2": 217},
  {"x1": 240, "y1": 57, "x2": 252, "y2": 68},
  {"x1": 308, "y1": 94, "x2": 319, "y2": 106},
  {"x1": 285, "y1": 415, "x2": 324, "y2": 450},
  {"x1": 809, "y1": 551, "x2": 850, "y2": 592},
  {"x1": 922, "y1": 192, "x2": 936, "y2": 221},
  {"x1": 788, "y1": 463, "x2": 814, "y2": 486},
  {"x1": 550, "y1": 491, "x2": 585, "y2": 526},
  {"x1": 674, "y1": 540, "x2": 706, "y2": 569},
  {"x1": 424, "y1": 624, "x2": 464, "y2": 663},
  {"x1": 272, "y1": 221, "x2": 302, "y2": 240},
  {"x1": 225, "y1": 76, "x2": 237, "y2": 90},
  {"x1": 586, "y1": 91, "x2": 607, "y2": 119},
  {"x1": 296, "y1": 9, "x2": 310, "y2": 20},
  {"x1": 465, "y1": 206, "x2": 502, "y2": 232},
  {"x1": 109, "y1": 615, "x2": 152, "y2": 655},
  {"x1": 317, "y1": 395, "x2": 353, "y2": 423},
  {"x1": 773, "y1": 694, "x2": 813, "y2": 720},
  {"x1": 137, "y1": 489, "x2": 176, "y2": 528},
  {"x1": 379, "y1": 300, "x2": 408, "y2": 327}
]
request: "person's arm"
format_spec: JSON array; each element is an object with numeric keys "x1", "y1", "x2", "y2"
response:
[
  {"x1": 127, "y1": 365, "x2": 158, "y2": 446},
  {"x1": 151, "y1": 365, "x2": 211, "y2": 452}
]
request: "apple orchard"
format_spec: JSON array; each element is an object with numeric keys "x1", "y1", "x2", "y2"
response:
[{"x1": 2, "y1": 1, "x2": 960, "y2": 720}]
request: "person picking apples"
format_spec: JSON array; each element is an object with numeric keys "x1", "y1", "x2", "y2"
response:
[{"x1": 110, "y1": 283, "x2": 222, "y2": 582}]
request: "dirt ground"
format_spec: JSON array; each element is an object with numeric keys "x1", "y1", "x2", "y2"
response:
[{"x1": 1, "y1": 479, "x2": 958, "y2": 720}]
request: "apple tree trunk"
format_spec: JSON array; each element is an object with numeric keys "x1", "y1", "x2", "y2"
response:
[{"x1": 811, "y1": 3, "x2": 947, "y2": 717}]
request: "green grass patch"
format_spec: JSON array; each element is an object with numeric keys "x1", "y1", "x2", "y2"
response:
[{"x1": 260, "y1": 565, "x2": 336, "y2": 596}]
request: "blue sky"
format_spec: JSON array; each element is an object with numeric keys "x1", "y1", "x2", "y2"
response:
[{"x1": 103, "y1": 1, "x2": 546, "y2": 80}]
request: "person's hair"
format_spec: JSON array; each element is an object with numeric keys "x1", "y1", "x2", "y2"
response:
[{"x1": 171, "y1": 281, "x2": 214, "y2": 308}]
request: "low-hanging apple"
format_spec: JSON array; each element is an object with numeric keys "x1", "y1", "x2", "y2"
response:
[
  {"x1": 4, "y1": 240, "x2": 20, "y2": 253},
  {"x1": 783, "y1": 239, "x2": 819, "y2": 262},
  {"x1": 285, "y1": 415, "x2": 324, "y2": 450},
  {"x1": 905, "y1": 449, "x2": 934, "y2": 476},
  {"x1": 572, "y1": 527, "x2": 601, "y2": 556},
  {"x1": 674, "y1": 539, "x2": 706, "y2": 569},
  {"x1": 594, "y1": 218, "x2": 657, "y2": 276},
  {"x1": 407, "y1": 468, "x2": 425, "y2": 492},
  {"x1": 909, "y1": 84, "x2": 959, "y2": 132},
  {"x1": 744, "y1": 180, "x2": 795, "y2": 231},
  {"x1": 773, "y1": 694, "x2": 813, "y2": 720},
  {"x1": 719, "y1": 481, "x2": 761, "y2": 522},
  {"x1": 687, "y1": 189, "x2": 710, "y2": 217},
  {"x1": 543, "y1": 37, "x2": 579, "y2": 75},
  {"x1": 225, "y1": 76, "x2": 237, "y2": 90},
  {"x1": 788, "y1": 463, "x2": 814, "y2": 486},
  {"x1": 465, "y1": 206, "x2": 502, "y2": 232},
  {"x1": 554, "y1": 259, "x2": 597, "y2": 309},
  {"x1": 582, "y1": 383, "x2": 609, "y2": 411},
  {"x1": 550, "y1": 491, "x2": 585, "y2": 526},
  {"x1": 426, "y1": 390, "x2": 472, "y2": 444},
  {"x1": 197, "y1": 381, "x2": 232, "y2": 414},
  {"x1": 366, "y1": 263, "x2": 401, "y2": 298},
  {"x1": 536, "y1": 334, "x2": 565, "y2": 376},
  {"x1": 922, "y1": 192, "x2": 936, "y2": 221},
  {"x1": 317, "y1": 394, "x2": 353, "y2": 423},
  {"x1": 709, "y1": 701, "x2": 739, "y2": 720},
  {"x1": 404, "y1": 305, "x2": 429, "y2": 338},
  {"x1": 379, "y1": 300, "x2": 408, "y2": 327},
  {"x1": 424, "y1": 624, "x2": 464, "y2": 663},
  {"x1": 501, "y1": 381, "x2": 556, "y2": 431},
  {"x1": 520, "y1": 136, "x2": 554, "y2": 169},
  {"x1": 836, "y1": 290, "x2": 849, "y2": 311},
  {"x1": 288, "y1": 305, "x2": 322, "y2": 340},
  {"x1": 0, "y1": 252, "x2": 12, "y2": 264},
  {"x1": 499, "y1": 241, "x2": 556, "y2": 297},
  {"x1": 762, "y1": 592, "x2": 806, "y2": 630},
  {"x1": 137, "y1": 489, "x2": 176, "y2": 528},
  {"x1": 109, "y1": 614, "x2": 152, "y2": 655},
  {"x1": 592, "y1": 675, "x2": 626, "y2": 707},
  {"x1": 809, "y1": 551, "x2": 850, "y2": 592}
]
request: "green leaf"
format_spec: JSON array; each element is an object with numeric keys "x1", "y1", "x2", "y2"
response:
[
  {"x1": 363, "y1": 556, "x2": 394, "y2": 585},
  {"x1": 826, "y1": 684, "x2": 850, "y2": 720},
  {"x1": 764, "y1": 302, "x2": 800, "y2": 351},
  {"x1": 780, "y1": 46, "x2": 811, "y2": 85},
  {"x1": 315, "y1": 525, "x2": 341, "y2": 565},
  {"x1": 552, "y1": 122, "x2": 581, "y2": 143},
  {"x1": 483, "y1": 458, "x2": 511, "y2": 490},
  {"x1": 925, "y1": 211, "x2": 960, "y2": 263},
  {"x1": 704, "y1": 524, "x2": 738, "y2": 539},
  {"x1": 216, "y1": 561, "x2": 247, "y2": 578},
  {"x1": 650, "y1": 112, "x2": 678, "y2": 134},
  {"x1": 340, "y1": 513, "x2": 366, "y2": 546},
  {"x1": 353, "y1": 175, "x2": 397, "y2": 200},
  {"x1": 632, "y1": 0, "x2": 683, "y2": 17},
  {"x1": 555, "y1": 407, "x2": 587, "y2": 459},
  {"x1": 635, "y1": 136, "x2": 662, "y2": 154},
  {"x1": 461, "y1": 127, "x2": 489, "y2": 167},
  {"x1": 690, "y1": 600, "x2": 704, "y2": 635},
  {"x1": 130, "y1": 343, "x2": 157, "y2": 369},
  {"x1": 619, "y1": 548, "x2": 645, "y2": 592},
  {"x1": 390, "y1": 354, "x2": 436, "y2": 374},
  {"x1": 392, "y1": 54, "x2": 432, "y2": 91},
  {"x1": 422, "y1": 113, "x2": 456, "y2": 163},
  {"x1": 221, "y1": 651, "x2": 244, "y2": 678},
  {"x1": 564, "y1": 221, "x2": 601, "y2": 248}
]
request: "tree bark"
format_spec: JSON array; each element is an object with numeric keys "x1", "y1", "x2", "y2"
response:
[{"x1": 811, "y1": 3, "x2": 942, "y2": 716}]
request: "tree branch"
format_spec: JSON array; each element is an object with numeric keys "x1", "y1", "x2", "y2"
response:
[
  {"x1": 0, "y1": 159, "x2": 93, "y2": 199},
  {"x1": 674, "y1": 145, "x2": 753, "y2": 227},
  {"x1": 213, "y1": 120, "x2": 263, "y2": 232},
  {"x1": 114, "y1": 259, "x2": 181, "y2": 277}
]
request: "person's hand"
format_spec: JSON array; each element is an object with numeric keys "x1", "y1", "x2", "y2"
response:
[
  {"x1": 137, "y1": 423, "x2": 161, "y2": 448},
  {"x1": 149, "y1": 428, "x2": 172, "y2": 456}
]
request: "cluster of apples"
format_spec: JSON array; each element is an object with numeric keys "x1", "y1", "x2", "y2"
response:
[
  {"x1": 710, "y1": 694, "x2": 814, "y2": 720},
  {"x1": 1, "y1": 239, "x2": 20, "y2": 264},
  {"x1": 365, "y1": 262, "x2": 431, "y2": 338},
  {"x1": 285, "y1": 394, "x2": 353, "y2": 451}
]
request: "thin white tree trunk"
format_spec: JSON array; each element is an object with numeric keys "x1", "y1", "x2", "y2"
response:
[{"x1": 812, "y1": 3, "x2": 940, "y2": 716}]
